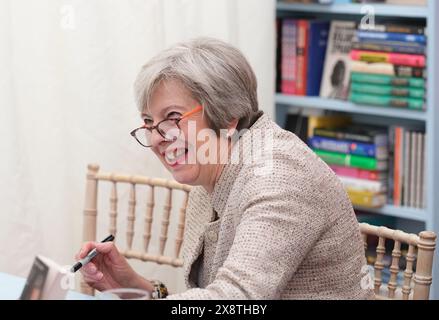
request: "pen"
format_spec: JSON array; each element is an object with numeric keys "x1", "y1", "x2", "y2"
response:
[{"x1": 70, "y1": 234, "x2": 115, "y2": 273}]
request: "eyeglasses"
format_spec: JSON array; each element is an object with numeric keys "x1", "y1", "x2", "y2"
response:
[{"x1": 130, "y1": 105, "x2": 202, "y2": 148}]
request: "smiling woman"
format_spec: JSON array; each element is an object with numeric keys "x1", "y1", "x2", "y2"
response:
[{"x1": 74, "y1": 37, "x2": 375, "y2": 300}]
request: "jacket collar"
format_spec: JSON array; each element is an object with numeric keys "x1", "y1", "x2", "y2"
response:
[{"x1": 210, "y1": 113, "x2": 270, "y2": 217}]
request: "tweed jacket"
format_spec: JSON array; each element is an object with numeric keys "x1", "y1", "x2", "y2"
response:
[{"x1": 168, "y1": 114, "x2": 374, "y2": 300}]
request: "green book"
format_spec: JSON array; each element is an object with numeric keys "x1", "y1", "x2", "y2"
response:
[
  {"x1": 351, "y1": 72, "x2": 425, "y2": 88},
  {"x1": 350, "y1": 92, "x2": 425, "y2": 110},
  {"x1": 314, "y1": 149, "x2": 387, "y2": 171},
  {"x1": 351, "y1": 82, "x2": 425, "y2": 99}
]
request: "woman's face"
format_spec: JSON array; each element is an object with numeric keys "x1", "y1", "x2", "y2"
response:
[{"x1": 144, "y1": 79, "x2": 226, "y2": 190}]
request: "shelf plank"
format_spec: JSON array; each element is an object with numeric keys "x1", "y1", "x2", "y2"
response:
[
  {"x1": 276, "y1": 2, "x2": 428, "y2": 18},
  {"x1": 276, "y1": 94, "x2": 427, "y2": 121},
  {"x1": 354, "y1": 204, "x2": 428, "y2": 223}
]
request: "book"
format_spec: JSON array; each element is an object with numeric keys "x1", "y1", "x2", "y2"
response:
[
  {"x1": 296, "y1": 20, "x2": 309, "y2": 95},
  {"x1": 356, "y1": 31, "x2": 426, "y2": 44},
  {"x1": 351, "y1": 61, "x2": 425, "y2": 78},
  {"x1": 402, "y1": 130, "x2": 411, "y2": 207},
  {"x1": 350, "y1": 82, "x2": 425, "y2": 99},
  {"x1": 357, "y1": 23, "x2": 426, "y2": 35},
  {"x1": 309, "y1": 135, "x2": 388, "y2": 159},
  {"x1": 350, "y1": 72, "x2": 425, "y2": 88},
  {"x1": 329, "y1": 165, "x2": 387, "y2": 181},
  {"x1": 340, "y1": 176, "x2": 387, "y2": 193},
  {"x1": 352, "y1": 41, "x2": 426, "y2": 55},
  {"x1": 306, "y1": 21, "x2": 330, "y2": 96},
  {"x1": 281, "y1": 19, "x2": 298, "y2": 94},
  {"x1": 350, "y1": 50, "x2": 426, "y2": 68},
  {"x1": 313, "y1": 125, "x2": 388, "y2": 145},
  {"x1": 347, "y1": 189, "x2": 387, "y2": 208},
  {"x1": 320, "y1": 20, "x2": 357, "y2": 100},
  {"x1": 350, "y1": 92, "x2": 425, "y2": 110},
  {"x1": 314, "y1": 149, "x2": 388, "y2": 170},
  {"x1": 20, "y1": 255, "x2": 72, "y2": 300},
  {"x1": 307, "y1": 115, "x2": 351, "y2": 139}
]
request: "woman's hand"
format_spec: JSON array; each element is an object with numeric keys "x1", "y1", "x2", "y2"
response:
[{"x1": 75, "y1": 242, "x2": 153, "y2": 292}]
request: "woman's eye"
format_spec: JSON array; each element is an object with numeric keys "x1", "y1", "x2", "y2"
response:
[
  {"x1": 143, "y1": 118, "x2": 153, "y2": 125},
  {"x1": 166, "y1": 111, "x2": 182, "y2": 119}
]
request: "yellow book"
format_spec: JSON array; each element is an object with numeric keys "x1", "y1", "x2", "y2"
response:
[
  {"x1": 346, "y1": 188, "x2": 387, "y2": 208},
  {"x1": 307, "y1": 115, "x2": 351, "y2": 139}
]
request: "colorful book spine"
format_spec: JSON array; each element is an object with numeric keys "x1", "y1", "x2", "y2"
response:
[
  {"x1": 309, "y1": 136, "x2": 387, "y2": 159},
  {"x1": 313, "y1": 128, "x2": 387, "y2": 145},
  {"x1": 351, "y1": 61, "x2": 425, "y2": 78},
  {"x1": 306, "y1": 21, "x2": 330, "y2": 96},
  {"x1": 357, "y1": 23, "x2": 425, "y2": 35},
  {"x1": 350, "y1": 50, "x2": 426, "y2": 68},
  {"x1": 339, "y1": 176, "x2": 387, "y2": 193},
  {"x1": 350, "y1": 72, "x2": 425, "y2": 88},
  {"x1": 347, "y1": 189, "x2": 387, "y2": 208},
  {"x1": 329, "y1": 165, "x2": 387, "y2": 181},
  {"x1": 357, "y1": 31, "x2": 427, "y2": 44},
  {"x1": 393, "y1": 127, "x2": 403, "y2": 206},
  {"x1": 350, "y1": 92, "x2": 425, "y2": 110},
  {"x1": 352, "y1": 41, "x2": 425, "y2": 55},
  {"x1": 314, "y1": 149, "x2": 387, "y2": 171},
  {"x1": 296, "y1": 20, "x2": 309, "y2": 96},
  {"x1": 281, "y1": 19, "x2": 297, "y2": 94},
  {"x1": 350, "y1": 83, "x2": 425, "y2": 99}
]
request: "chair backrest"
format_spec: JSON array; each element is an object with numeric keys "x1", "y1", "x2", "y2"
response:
[
  {"x1": 80, "y1": 164, "x2": 192, "y2": 295},
  {"x1": 359, "y1": 223, "x2": 437, "y2": 300}
]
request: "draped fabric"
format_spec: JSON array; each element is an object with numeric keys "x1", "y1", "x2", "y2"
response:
[{"x1": 0, "y1": 0, "x2": 274, "y2": 293}]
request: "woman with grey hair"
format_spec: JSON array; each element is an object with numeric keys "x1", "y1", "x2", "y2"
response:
[{"x1": 75, "y1": 37, "x2": 374, "y2": 299}]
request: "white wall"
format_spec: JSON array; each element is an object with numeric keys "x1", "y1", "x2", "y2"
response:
[{"x1": 0, "y1": 0, "x2": 275, "y2": 294}]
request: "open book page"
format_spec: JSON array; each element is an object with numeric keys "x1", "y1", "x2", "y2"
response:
[{"x1": 20, "y1": 255, "x2": 74, "y2": 300}]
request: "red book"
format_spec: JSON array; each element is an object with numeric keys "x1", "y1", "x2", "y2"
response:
[
  {"x1": 350, "y1": 50, "x2": 426, "y2": 68},
  {"x1": 281, "y1": 19, "x2": 297, "y2": 94},
  {"x1": 296, "y1": 20, "x2": 309, "y2": 96}
]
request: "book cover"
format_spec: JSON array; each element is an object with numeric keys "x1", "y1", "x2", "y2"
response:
[
  {"x1": 329, "y1": 165, "x2": 387, "y2": 181},
  {"x1": 356, "y1": 31, "x2": 427, "y2": 45},
  {"x1": 347, "y1": 189, "x2": 387, "y2": 208},
  {"x1": 296, "y1": 20, "x2": 309, "y2": 96},
  {"x1": 352, "y1": 41, "x2": 426, "y2": 55},
  {"x1": 20, "y1": 255, "x2": 71, "y2": 300},
  {"x1": 403, "y1": 130, "x2": 411, "y2": 207},
  {"x1": 350, "y1": 82, "x2": 425, "y2": 99},
  {"x1": 350, "y1": 72, "x2": 425, "y2": 88},
  {"x1": 281, "y1": 19, "x2": 298, "y2": 94},
  {"x1": 415, "y1": 132, "x2": 424, "y2": 208},
  {"x1": 309, "y1": 135, "x2": 388, "y2": 159},
  {"x1": 350, "y1": 50, "x2": 426, "y2": 68},
  {"x1": 351, "y1": 61, "x2": 425, "y2": 78},
  {"x1": 314, "y1": 149, "x2": 388, "y2": 171},
  {"x1": 307, "y1": 115, "x2": 351, "y2": 139},
  {"x1": 350, "y1": 92, "x2": 425, "y2": 110},
  {"x1": 320, "y1": 20, "x2": 357, "y2": 100},
  {"x1": 306, "y1": 21, "x2": 330, "y2": 96},
  {"x1": 339, "y1": 176, "x2": 387, "y2": 193},
  {"x1": 313, "y1": 125, "x2": 388, "y2": 145}
]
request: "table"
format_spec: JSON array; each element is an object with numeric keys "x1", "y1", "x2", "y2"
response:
[{"x1": 0, "y1": 272, "x2": 94, "y2": 300}]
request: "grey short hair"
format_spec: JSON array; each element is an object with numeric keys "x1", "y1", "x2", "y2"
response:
[{"x1": 134, "y1": 37, "x2": 259, "y2": 131}]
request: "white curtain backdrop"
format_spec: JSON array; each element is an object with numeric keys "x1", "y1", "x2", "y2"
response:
[{"x1": 0, "y1": 0, "x2": 275, "y2": 293}]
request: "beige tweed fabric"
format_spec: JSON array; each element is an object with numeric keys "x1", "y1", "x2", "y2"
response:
[{"x1": 167, "y1": 114, "x2": 374, "y2": 300}]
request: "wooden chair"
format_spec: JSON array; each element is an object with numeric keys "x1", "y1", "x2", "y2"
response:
[
  {"x1": 359, "y1": 223, "x2": 437, "y2": 300},
  {"x1": 80, "y1": 164, "x2": 192, "y2": 295}
]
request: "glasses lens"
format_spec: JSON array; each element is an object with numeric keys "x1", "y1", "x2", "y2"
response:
[
  {"x1": 158, "y1": 120, "x2": 181, "y2": 141},
  {"x1": 133, "y1": 128, "x2": 151, "y2": 147}
]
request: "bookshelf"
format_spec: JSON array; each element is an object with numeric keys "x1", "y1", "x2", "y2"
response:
[{"x1": 276, "y1": 0, "x2": 439, "y2": 298}]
